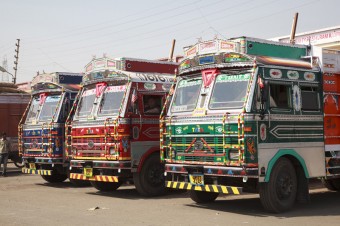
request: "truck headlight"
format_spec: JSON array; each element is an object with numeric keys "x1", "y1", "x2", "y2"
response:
[{"x1": 228, "y1": 149, "x2": 240, "y2": 161}]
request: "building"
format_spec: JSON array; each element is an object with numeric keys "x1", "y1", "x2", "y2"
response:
[{"x1": 271, "y1": 25, "x2": 340, "y2": 50}]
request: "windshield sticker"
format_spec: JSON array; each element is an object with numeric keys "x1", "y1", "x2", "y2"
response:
[
  {"x1": 106, "y1": 85, "x2": 126, "y2": 92},
  {"x1": 216, "y1": 74, "x2": 250, "y2": 82},
  {"x1": 202, "y1": 69, "x2": 219, "y2": 87},
  {"x1": 192, "y1": 108, "x2": 206, "y2": 116},
  {"x1": 178, "y1": 79, "x2": 202, "y2": 88},
  {"x1": 82, "y1": 89, "x2": 96, "y2": 96},
  {"x1": 45, "y1": 96, "x2": 60, "y2": 102},
  {"x1": 172, "y1": 105, "x2": 188, "y2": 111}
]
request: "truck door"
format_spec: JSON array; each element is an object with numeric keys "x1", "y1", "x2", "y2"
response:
[{"x1": 267, "y1": 81, "x2": 294, "y2": 143}]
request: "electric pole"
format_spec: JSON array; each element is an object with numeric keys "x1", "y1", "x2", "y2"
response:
[{"x1": 13, "y1": 39, "x2": 20, "y2": 84}]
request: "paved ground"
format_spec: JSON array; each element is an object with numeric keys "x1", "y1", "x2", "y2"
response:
[{"x1": 1, "y1": 163, "x2": 340, "y2": 226}]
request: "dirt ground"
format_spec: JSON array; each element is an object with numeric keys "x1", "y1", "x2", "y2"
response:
[{"x1": 1, "y1": 163, "x2": 340, "y2": 226}]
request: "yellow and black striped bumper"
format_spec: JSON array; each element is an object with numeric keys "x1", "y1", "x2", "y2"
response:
[
  {"x1": 70, "y1": 173, "x2": 119, "y2": 182},
  {"x1": 22, "y1": 168, "x2": 52, "y2": 176},
  {"x1": 166, "y1": 181, "x2": 242, "y2": 195}
]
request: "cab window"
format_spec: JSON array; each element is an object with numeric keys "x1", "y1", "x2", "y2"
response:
[
  {"x1": 269, "y1": 84, "x2": 291, "y2": 109},
  {"x1": 301, "y1": 86, "x2": 319, "y2": 111},
  {"x1": 143, "y1": 95, "x2": 162, "y2": 115}
]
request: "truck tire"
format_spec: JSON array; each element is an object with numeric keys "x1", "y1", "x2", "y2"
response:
[
  {"x1": 13, "y1": 160, "x2": 24, "y2": 168},
  {"x1": 259, "y1": 157, "x2": 297, "y2": 213},
  {"x1": 41, "y1": 174, "x2": 68, "y2": 183},
  {"x1": 321, "y1": 178, "x2": 340, "y2": 191},
  {"x1": 90, "y1": 181, "x2": 122, "y2": 191},
  {"x1": 189, "y1": 190, "x2": 219, "y2": 203},
  {"x1": 133, "y1": 153, "x2": 165, "y2": 197}
]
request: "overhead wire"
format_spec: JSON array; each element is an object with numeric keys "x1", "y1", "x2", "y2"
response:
[{"x1": 18, "y1": 0, "x2": 321, "y2": 74}]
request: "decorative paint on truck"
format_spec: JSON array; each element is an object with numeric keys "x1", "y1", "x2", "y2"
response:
[
  {"x1": 161, "y1": 37, "x2": 340, "y2": 212},
  {"x1": 68, "y1": 57, "x2": 177, "y2": 196},
  {"x1": 19, "y1": 72, "x2": 83, "y2": 183}
]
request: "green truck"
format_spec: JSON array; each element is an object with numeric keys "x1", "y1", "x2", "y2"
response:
[{"x1": 161, "y1": 37, "x2": 340, "y2": 212}]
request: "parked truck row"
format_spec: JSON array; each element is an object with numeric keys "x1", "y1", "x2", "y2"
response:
[{"x1": 18, "y1": 37, "x2": 340, "y2": 213}]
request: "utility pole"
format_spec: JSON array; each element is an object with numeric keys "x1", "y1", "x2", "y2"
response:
[
  {"x1": 290, "y1": 13, "x2": 299, "y2": 45},
  {"x1": 13, "y1": 39, "x2": 20, "y2": 84},
  {"x1": 168, "y1": 39, "x2": 176, "y2": 62}
]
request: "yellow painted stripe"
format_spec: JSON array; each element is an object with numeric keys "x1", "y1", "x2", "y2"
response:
[
  {"x1": 213, "y1": 186, "x2": 219, "y2": 193},
  {"x1": 179, "y1": 183, "x2": 185, "y2": 189},
  {"x1": 221, "y1": 186, "x2": 228, "y2": 194},
  {"x1": 102, "y1": 177, "x2": 107, "y2": 182},
  {"x1": 194, "y1": 186, "x2": 202, "y2": 191},
  {"x1": 166, "y1": 181, "x2": 171, "y2": 187},
  {"x1": 187, "y1": 184, "x2": 192, "y2": 190},
  {"x1": 232, "y1": 187, "x2": 240, "y2": 195},
  {"x1": 173, "y1": 182, "x2": 178, "y2": 188},
  {"x1": 205, "y1": 185, "x2": 210, "y2": 192},
  {"x1": 108, "y1": 177, "x2": 113, "y2": 182}
]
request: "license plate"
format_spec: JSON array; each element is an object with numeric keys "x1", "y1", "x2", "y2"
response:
[
  {"x1": 29, "y1": 163, "x2": 36, "y2": 170},
  {"x1": 83, "y1": 168, "x2": 93, "y2": 177},
  {"x1": 189, "y1": 174, "x2": 204, "y2": 186}
]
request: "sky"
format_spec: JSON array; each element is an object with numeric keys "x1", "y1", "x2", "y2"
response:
[{"x1": 0, "y1": 0, "x2": 339, "y2": 83}]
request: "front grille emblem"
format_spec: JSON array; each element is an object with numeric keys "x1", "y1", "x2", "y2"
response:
[
  {"x1": 194, "y1": 140, "x2": 204, "y2": 150},
  {"x1": 88, "y1": 140, "x2": 94, "y2": 148}
]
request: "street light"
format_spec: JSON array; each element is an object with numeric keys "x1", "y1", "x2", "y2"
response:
[{"x1": 0, "y1": 66, "x2": 14, "y2": 83}]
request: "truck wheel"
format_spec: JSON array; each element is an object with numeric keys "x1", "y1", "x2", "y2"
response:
[
  {"x1": 90, "y1": 181, "x2": 122, "y2": 191},
  {"x1": 13, "y1": 160, "x2": 24, "y2": 168},
  {"x1": 69, "y1": 178, "x2": 91, "y2": 187},
  {"x1": 259, "y1": 157, "x2": 297, "y2": 213},
  {"x1": 41, "y1": 174, "x2": 68, "y2": 183},
  {"x1": 189, "y1": 190, "x2": 219, "y2": 203},
  {"x1": 13, "y1": 156, "x2": 24, "y2": 168},
  {"x1": 321, "y1": 178, "x2": 340, "y2": 191},
  {"x1": 133, "y1": 153, "x2": 165, "y2": 197}
]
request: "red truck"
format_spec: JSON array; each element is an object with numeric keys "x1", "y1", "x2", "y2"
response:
[
  {"x1": 0, "y1": 82, "x2": 30, "y2": 166},
  {"x1": 67, "y1": 57, "x2": 177, "y2": 196}
]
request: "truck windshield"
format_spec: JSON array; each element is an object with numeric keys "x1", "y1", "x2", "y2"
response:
[
  {"x1": 171, "y1": 78, "x2": 202, "y2": 112},
  {"x1": 25, "y1": 97, "x2": 40, "y2": 123},
  {"x1": 76, "y1": 89, "x2": 96, "y2": 117},
  {"x1": 39, "y1": 95, "x2": 61, "y2": 121},
  {"x1": 97, "y1": 85, "x2": 126, "y2": 116},
  {"x1": 209, "y1": 73, "x2": 250, "y2": 109}
]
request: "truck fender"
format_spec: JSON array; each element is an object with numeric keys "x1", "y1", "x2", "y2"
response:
[
  {"x1": 136, "y1": 147, "x2": 160, "y2": 173},
  {"x1": 264, "y1": 149, "x2": 309, "y2": 182}
]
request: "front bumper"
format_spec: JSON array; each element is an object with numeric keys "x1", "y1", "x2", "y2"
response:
[
  {"x1": 166, "y1": 181, "x2": 242, "y2": 195},
  {"x1": 165, "y1": 163, "x2": 258, "y2": 178},
  {"x1": 22, "y1": 168, "x2": 52, "y2": 175},
  {"x1": 70, "y1": 160, "x2": 132, "y2": 182},
  {"x1": 69, "y1": 173, "x2": 119, "y2": 182}
]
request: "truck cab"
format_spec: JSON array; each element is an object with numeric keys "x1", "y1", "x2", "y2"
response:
[
  {"x1": 68, "y1": 57, "x2": 177, "y2": 196},
  {"x1": 162, "y1": 37, "x2": 331, "y2": 212},
  {"x1": 20, "y1": 72, "x2": 82, "y2": 183}
]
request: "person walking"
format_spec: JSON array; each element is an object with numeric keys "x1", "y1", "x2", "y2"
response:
[{"x1": 0, "y1": 132, "x2": 11, "y2": 177}]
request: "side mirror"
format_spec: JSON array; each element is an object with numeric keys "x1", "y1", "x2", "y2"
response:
[{"x1": 261, "y1": 81, "x2": 268, "y2": 103}]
